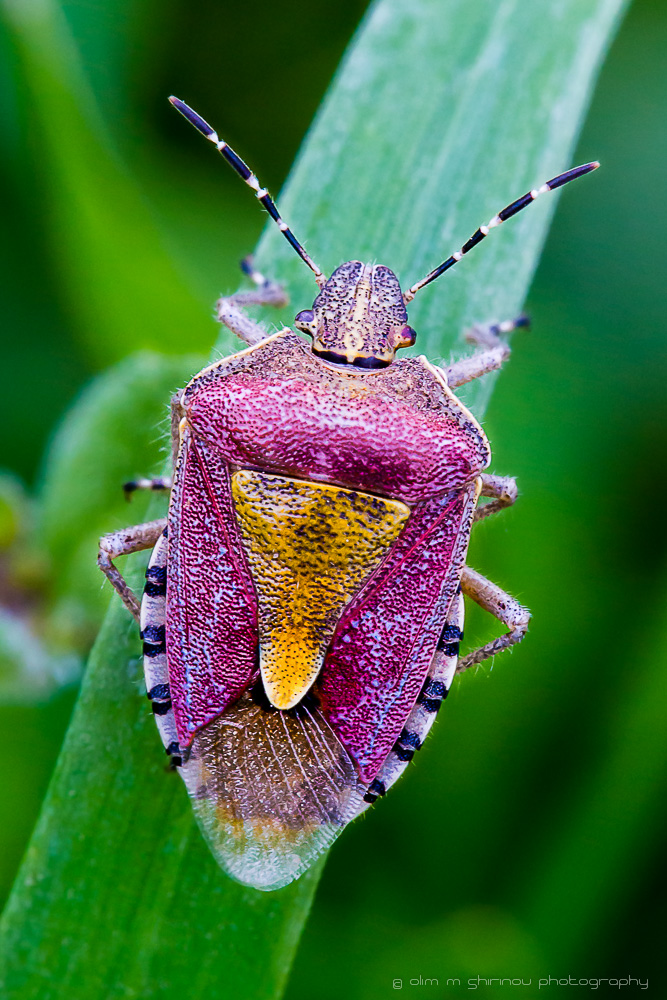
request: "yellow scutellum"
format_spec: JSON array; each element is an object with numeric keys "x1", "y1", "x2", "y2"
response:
[{"x1": 232, "y1": 471, "x2": 410, "y2": 709}]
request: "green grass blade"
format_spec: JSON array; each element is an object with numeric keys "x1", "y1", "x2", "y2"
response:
[{"x1": 0, "y1": 0, "x2": 627, "y2": 997}]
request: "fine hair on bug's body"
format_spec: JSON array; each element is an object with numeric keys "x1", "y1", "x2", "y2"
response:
[{"x1": 98, "y1": 97, "x2": 598, "y2": 891}]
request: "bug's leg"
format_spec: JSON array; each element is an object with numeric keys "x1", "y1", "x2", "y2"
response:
[
  {"x1": 456, "y1": 565, "x2": 530, "y2": 672},
  {"x1": 123, "y1": 476, "x2": 173, "y2": 500},
  {"x1": 474, "y1": 472, "x2": 518, "y2": 522},
  {"x1": 216, "y1": 256, "x2": 290, "y2": 347},
  {"x1": 98, "y1": 519, "x2": 167, "y2": 622},
  {"x1": 445, "y1": 316, "x2": 529, "y2": 388},
  {"x1": 125, "y1": 394, "x2": 184, "y2": 500}
]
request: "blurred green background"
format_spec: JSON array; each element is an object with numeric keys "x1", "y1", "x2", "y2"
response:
[{"x1": 1, "y1": 0, "x2": 665, "y2": 995}]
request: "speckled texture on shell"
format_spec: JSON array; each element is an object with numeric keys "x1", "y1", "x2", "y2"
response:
[
  {"x1": 183, "y1": 331, "x2": 490, "y2": 504},
  {"x1": 319, "y1": 484, "x2": 479, "y2": 782},
  {"x1": 167, "y1": 330, "x2": 490, "y2": 754},
  {"x1": 232, "y1": 470, "x2": 409, "y2": 710},
  {"x1": 166, "y1": 430, "x2": 259, "y2": 745},
  {"x1": 307, "y1": 262, "x2": 410, "y2": 362}
]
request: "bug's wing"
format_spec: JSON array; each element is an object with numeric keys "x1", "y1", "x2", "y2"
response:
[
  {"x1": 352, "y1": 589, "x2": 466, "y2": 815},
  {"x1": 320, "y1": 483, "x2": 479, "y2": 783},
  {"x1": 166, "y1": 432, "x2": 259, "y2": 744},
  {"x1": 180, "y1": 690, "x2": 360, "y2": 891}
]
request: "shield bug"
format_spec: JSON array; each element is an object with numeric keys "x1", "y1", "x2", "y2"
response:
[{"x1": 98, "y1": 96, "x2": 598, "y2": 891}]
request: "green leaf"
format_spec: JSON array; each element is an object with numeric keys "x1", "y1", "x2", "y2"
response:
[{"x1": 0, "y1": 0, "x2": 628, "y2": 997}]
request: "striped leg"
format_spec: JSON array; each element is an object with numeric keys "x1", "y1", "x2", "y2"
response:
[
  {"x1": 98, "y1": 519, "x2": 167, "y2": 622},
  {"x1": 445, "y1": 316, "x2": 528, "y2": 388},
  {"x1": 474, "y1": 472, "x2": 518, "y2": 522},
  {"x1": 124, "y1": 400, "x2": 182, "y2": 501},
  {"x1": 123, "y1": 476, "x2": 173, "y2": 500},
  {"x1": 457, "y1": 565, "x2": 530, "y2": 672},
  {"x1": 353, "y1": 591, "x2": 465, "y2": 814}
]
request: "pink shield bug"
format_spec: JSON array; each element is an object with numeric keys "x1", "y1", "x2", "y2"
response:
[{"x1": 98, "y1": 97, "x2": 598, "y2": 891}]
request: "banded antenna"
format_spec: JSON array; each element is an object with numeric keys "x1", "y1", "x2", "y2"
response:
[
  {"x1": 169, "y1": 97, "x2": 325, "y2": 287},
  {"x1": 403, "y1": 161, "x2": 599, "y2": 304}
]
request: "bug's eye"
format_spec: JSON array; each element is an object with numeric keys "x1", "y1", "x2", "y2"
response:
[
  {"x1": 295, "y1": 309, "x2": 316, "y2": 333},
  {"x1": 399, "y1": 325, "x2": 417, "y2": 346}
]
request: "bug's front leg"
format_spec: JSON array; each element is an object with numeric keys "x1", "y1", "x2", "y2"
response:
[
  {"x1": 457, "y1": 565, "x2": 530, "y2": 672},
  {"x1": 124, "y1": 397, "x2": 184, "y2": 500},
  {"x1": 474, "y1": 472, "x2": 518, "y2": 522},
  {"x1": 216, "y1": 256, "x2": 289, "y2": 347},
  {"x1": 445, "y1": 316, "x2": 528, "y2": 388},
  {"x1": 98, "y1": 519, "x2": 167, "y2": 622},
  {"x1": 123, "y1": 476, "x2": 173, "y2": 500}
]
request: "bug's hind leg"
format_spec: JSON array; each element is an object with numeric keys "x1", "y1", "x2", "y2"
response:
[
  {"x1": 445, "y1": 316, "x2": 529, "y2": 388},
  {"x1": 457, "y1": 565, "x2": 530, "y2": 672},
  {"x1": 98, "y1": 519, "x2": 167, "y2": 622},
  {"x1": 216, "y1": 256, "x2": 290, "y2": 347},
  {"x1": 474, "y1": 472, "x2": 518, "y2": 522}
]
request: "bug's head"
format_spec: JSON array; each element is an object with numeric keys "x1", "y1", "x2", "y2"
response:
[
  {"x1": 294, "y1": 262, "x2": 416, "y2": 370},
  {"x1": 169, "y1": 97, "x2": 600, "y2": 373}
]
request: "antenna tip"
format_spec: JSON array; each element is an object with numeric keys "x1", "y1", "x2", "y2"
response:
[
  {"x1": 167, "y1": 97, "x2": 216, "y2": 138},
  {"x1": 547, "y1": 160, "x2": 601, "y2": 191}
]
